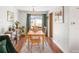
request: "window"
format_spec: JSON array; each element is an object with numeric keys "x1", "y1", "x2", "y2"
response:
[{"x1": 30, "y1": 15, "x2": 42, "y2": 28}]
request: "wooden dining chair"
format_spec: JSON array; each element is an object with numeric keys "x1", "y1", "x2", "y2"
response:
[{"x1": 29, "y1": 35, "x2": 41, "y2": 52}]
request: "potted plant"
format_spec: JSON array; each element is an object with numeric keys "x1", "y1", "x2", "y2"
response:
[{"x1": 15, "y1": 21, "x2": 20, "y2": 27}]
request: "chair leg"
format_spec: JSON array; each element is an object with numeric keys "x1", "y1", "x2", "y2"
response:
[
  {"x1": 30, "y1": 43, "x2": 32, "y2": 53},
  {"x1": 42, "y1": 40, "x2": 44, "y2": 51},
  {"x1": 38, "y1": 43, "x2": 41, "y2": 53},
  {"x1": 28, "y1": 39, "x2": 29, "y2": 50}
]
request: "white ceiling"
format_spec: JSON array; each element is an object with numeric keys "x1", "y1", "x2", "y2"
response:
[{"x1": 15, "y1": 6, "x2": 62, "y2": 12}]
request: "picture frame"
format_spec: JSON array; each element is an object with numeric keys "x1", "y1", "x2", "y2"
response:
[
  {"x1": 7, "y1": 11, "x2": 14, "y2": 22},
  {"x1": 55, "y1": 6, "x2": 64, "y2": 23}
]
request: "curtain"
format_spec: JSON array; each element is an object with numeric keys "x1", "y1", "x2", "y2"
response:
[
  {"x1": 42, "y1": 14, "x2": 46, "y2": 28},
  {"x1": 27, "y1": 14, "x2": 31, "y2": 33},
  {"x1": 42, "y1": 14, "x2": 48, "y2": 36}
]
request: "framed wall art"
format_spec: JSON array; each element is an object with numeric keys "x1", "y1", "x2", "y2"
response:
[
  {"x1": 55, "y1": 6, "x2": 64, "y2": 23},
  {"x1": 7, "y1": 11, "x2": 14, "y2": 22}
]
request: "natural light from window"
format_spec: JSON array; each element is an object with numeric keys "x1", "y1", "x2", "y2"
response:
[{"x1": 30, "y1": 15, "x2": 42, "y2": 28}]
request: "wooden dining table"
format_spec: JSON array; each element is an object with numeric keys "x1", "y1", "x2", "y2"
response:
[{"x1": 27, "y1": 30, "x2": 45, "y2": 51}]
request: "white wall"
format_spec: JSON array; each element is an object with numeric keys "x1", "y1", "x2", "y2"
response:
[
  {"x1": 18, "y1": 11, "x2": 27, "y2": 27},
  {"x1": 0, "y1": 6, "x2": 18, "y2": 34},
  {"x1": 69, "y1": 7, "x2": 79, "y2": 52},
  {"x1": 53, "y1": 6, "x2": 79, "y2": 53},
  {"x1": 17, "y1": 10, "x2": 48, "y2": 29},
  {"x1": 53, "y1": 7, "x2": 69, "y2": 52},
  {"x1": 48, "y1": 7, "x2": 69, "y2": 52}
]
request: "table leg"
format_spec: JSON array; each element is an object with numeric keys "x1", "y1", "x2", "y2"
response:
[
  {"x1": 28, "y1": 37, "x2": 30, "y2": 50},
  {"x1": 42, "y1": 36, "x2": 44, "y2": 50}
]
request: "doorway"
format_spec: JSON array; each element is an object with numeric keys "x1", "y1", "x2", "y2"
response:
[
  {"x1": 26, "y1": 14, "x2": 48, "y2": 36},
  {"x1": 49, "y1": 13, "x2": 53, "y2": 37}
]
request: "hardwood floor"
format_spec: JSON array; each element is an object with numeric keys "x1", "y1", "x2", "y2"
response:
[
  {"x1": 14, "y1": 36, "x2": 63, "y2": 53},
  {"x1": 15, "y1": 36, "x2": 26, "y2": 52},
  {"x1": 46, "y1": 37, "x2": 63, "y2": 53},
  {"x1": 15, "y1": 40, "x2": 23, "y2": 52}
]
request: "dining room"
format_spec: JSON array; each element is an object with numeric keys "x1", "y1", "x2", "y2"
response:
[
  {"x1": 18, "y1": 9, "x2": 51, "y2": 53},
  {"x1": 16, "y1": 6, "x2": 63, "y2": 53},
  {"x1": 0, "y1": 6, "x2": 64, "y2": 53},
  {"x1": 14, "y1": 6, "x2": 52, "y2": 53}
]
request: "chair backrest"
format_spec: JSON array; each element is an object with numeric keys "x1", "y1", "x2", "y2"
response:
[
  {"x1": 28, "y1": 34, "x2": 45, "y2": 44},
  {"x1": 30, "y1": 35, "x2": 40, "y2": 39}
]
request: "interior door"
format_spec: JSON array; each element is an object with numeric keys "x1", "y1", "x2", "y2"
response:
[
  {"x1": 49, "y1": 13, "x2": 53, "y2": 37},
  {"x1": 69, "y1": 7, "x2": 79, "y2": 52}
]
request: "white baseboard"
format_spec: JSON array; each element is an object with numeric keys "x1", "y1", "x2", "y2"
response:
[{"x1": 53, "y1": 40, "x2": 65, "y2": 53}]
